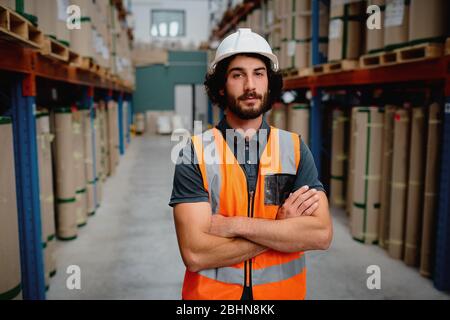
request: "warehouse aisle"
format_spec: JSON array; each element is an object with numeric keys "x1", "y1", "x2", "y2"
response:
[
  {"x1": 47, "y1": 135, "x2": 185, "y2": 299},
  {"x1": 47, "y1": 134, "x2": 450, "y2": 300}
]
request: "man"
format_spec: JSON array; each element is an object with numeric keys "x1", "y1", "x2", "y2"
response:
[{"x1": 170, "y1": 28, "x2": 332, "y2": 300}]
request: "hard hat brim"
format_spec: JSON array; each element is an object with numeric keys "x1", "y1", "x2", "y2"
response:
[{"x1": 210, "y1": 51, "x2": 279, "y2": 73}]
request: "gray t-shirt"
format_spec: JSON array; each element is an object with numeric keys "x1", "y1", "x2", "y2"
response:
[{"x1": 169, "y1": 116, "x2": 325, "y2": 207}]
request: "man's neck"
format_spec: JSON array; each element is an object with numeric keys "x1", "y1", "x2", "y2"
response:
[{"x1": 225, "y1": 110, "x2": 263, "y2": 139}]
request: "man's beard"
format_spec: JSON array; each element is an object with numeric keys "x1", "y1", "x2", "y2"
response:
[{"x1": 226, "y1": 91, "x2": 270, "y2": 120}]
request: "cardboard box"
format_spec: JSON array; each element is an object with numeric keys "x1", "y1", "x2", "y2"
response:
[{"x1": 388, "y1": 108, "x2": 410, "y2": 259}]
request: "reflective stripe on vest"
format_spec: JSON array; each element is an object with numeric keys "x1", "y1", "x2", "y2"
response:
[{"x1": 199, "y1": 254, "x2": 305, "y2": 285}]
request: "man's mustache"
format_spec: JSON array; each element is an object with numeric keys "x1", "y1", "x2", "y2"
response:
[{"x1": 238, "y1": 92, "x2": 262, "y2": 100}]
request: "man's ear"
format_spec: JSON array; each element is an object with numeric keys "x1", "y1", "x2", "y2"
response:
[{"x1": 219, "y1": 89, "x2": 224, "y2": 96}]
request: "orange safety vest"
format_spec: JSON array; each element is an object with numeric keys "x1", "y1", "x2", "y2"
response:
[{"x1": 183, "y1": 126, "x2": 306, "y2": 300}]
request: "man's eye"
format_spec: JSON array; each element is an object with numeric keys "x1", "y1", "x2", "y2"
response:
[
  {"x1": 255, "y1": 72, "x2": 264, "y2": 77},
  {"x1": 232, "y1": 74, "x2": 243, "y2": 79}
]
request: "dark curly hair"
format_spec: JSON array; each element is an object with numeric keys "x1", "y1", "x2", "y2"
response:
[{"x1": 204, "y1": 53, "x2": 283, "y2": 111}]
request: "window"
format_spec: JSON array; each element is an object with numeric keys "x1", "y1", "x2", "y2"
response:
[{"x1": 151, "y1": 10, "x2": 185, "y2": 38}]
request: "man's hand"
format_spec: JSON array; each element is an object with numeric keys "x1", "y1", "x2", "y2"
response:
[
  {"x1": 276, "y1": 185, "x2": 319, "y2": 220},
  {"x1": 209, "y1": 214, "x2": 238, "y2": 238}
]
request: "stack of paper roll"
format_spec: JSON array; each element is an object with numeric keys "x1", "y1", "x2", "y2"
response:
[
  {"x1": 378, "y1": 105, "x2": 397, "y2": 249},
  {"x1": 350, "y1": 106, "x2": 383, "y2": 244},
  {"x1": 81, "y1": 108, "x2": 96, "y2": 216},
  {"x1": 384, "y1": 0, "x2": 409, "y2": 50},
  {"x1": 287, "y1": 103, "x2": 309, "y2": 145},
  {"x1": 54, "y1": 107, "x2": 78, "y2": 240},
  {"x1": 330, "y1": 109, "x2": 348, "y2": 208},
  {"x1": 0, "y1": 116, "x2": 23, "y2": 300},
  {"x1": 36, "y1": 111, "x2": 57, "y2": 288},
  {"x1": 72, "y1": 109, "x2": 88, "y2": 227},
  {"x1": 388, "y1": 107, "x2": 410, "y2": 259}
]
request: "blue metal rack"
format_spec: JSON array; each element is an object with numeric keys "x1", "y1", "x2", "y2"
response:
[
  {"x1": 10, "y1": 74, "x2": 46, "y2": 300},
  {"x1": 309, "y1": 0, "x2": 329, "y2": 177},
  {"x1": 126, "y1": 97, "x2": 132, "y2": 144},
  {"x1": 434, "y1": 97, "x2": 450, "y2": 292}
]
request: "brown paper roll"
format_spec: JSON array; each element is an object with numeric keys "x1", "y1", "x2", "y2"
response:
[{"x1": 0, "y1": 119, "x2": 22, "y2": 300}]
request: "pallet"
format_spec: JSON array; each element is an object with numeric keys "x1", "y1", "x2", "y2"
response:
[
  {"x1": 80, "y1": 56, "x2": 95, "y2": 70},
  {"x1": 396, "y1": 42, "x2": 443, "y2": 63},
  {"x1": 0, "y1": 4, "x2": 43, "y2": 49},
  {"x1": 68, "y1": 50, "x2": 82, "y2": 67},
  {"x1": 41, "y1": 37, "x2": 69, "y2": 62},
  {"x1": 312, "y1": 60, "x2": 358, "y2": 74},
  {"x1": 360, "y1": 43, "x2": 444, "y2": 69}
]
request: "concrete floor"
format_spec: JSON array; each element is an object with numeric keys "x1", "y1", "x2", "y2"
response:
[{"x1": 47, "y1": 135, "x2": 450, "y2": 300}]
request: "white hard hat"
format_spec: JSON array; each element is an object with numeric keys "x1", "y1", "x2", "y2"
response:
[{"x1": 210, "y1": 28, "x2": 279, "y2": 72}]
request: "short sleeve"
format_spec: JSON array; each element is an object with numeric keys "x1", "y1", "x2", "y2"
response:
[
  {"x1": 168, "y1": 140, "x2": 209, "y2": 207},
  {"x1": 292, "y1": 137, "x2": 326, "y2": 193}
]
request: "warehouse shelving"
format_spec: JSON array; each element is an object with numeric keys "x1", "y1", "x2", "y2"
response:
[
  {"x1": 210, "y1": 0, "x2": 450, "y2": 293},
  {"x1": 1, "y1": 19, "x2": 134, "y2": 298}
]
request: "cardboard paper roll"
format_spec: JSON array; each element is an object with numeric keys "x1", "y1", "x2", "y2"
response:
[
  {"x1": 56, "y1": 200, "x2": 77, "y2": 240},
  {"x1": 54, "y1": 108, "x2": 76, "y2": 199},
  {"x1": 0, "y1": 118, "x2": 22, "y2": 300},
  {"x1": 384, "y1": 0, "x2": 409, "y2": 49},
  {"x1": 287, "y1": 103, "x2": 309, "y2": 145},
  {"x1": 350, "y1": 107, "x2": 383, "y2": 244},
  {"x1": 81, "y1": 109, "x2": 94, "y2": 182},
  {"x1": 35, "y1": 0, "x2": 57, "y2": 37},
  {"x1": 379, "y1": 105, "x2": 397, "y2": 249},
  {"x1": 420, "y1": 103, "x2": 442, "y2": 277},
  {"x1": 408, "y1": 0, "x2": 448, "y2": 44},
  {"x1": 388, "y1": 108, "x2": 410, "y2": 259},
  {"x1": 86, "y1": 182, "x2": 96, "y2": 216},
  {"x1": 404, "y1": 107, "x2": 426, "y2": 266},
  {"x1": 75, "y1": 189, "x2": 87, "y2": 226},
  {"x1": 136, "y1": 113, "x2": 145, "y2": 134},
  {"x1": 366, "y1": 0, "x2": 385, "y2": 53},
  {"x1": 330, "y1": 109, "x2": 348, "y2": 208},
  {"x1": 271, "y1": 103, "x2": 287, "y2": 130}
]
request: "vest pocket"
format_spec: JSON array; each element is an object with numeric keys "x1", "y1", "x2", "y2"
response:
[{"x1": 264, "y1": 174, "x2": 296, "y2": 205}]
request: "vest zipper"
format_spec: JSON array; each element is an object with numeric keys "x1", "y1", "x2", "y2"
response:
[{"x1": 244, "y1": 190, "x2": 254, "y2": 291}]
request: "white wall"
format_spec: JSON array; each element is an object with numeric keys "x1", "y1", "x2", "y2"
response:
[{"x1": 131, "y1": 0, "x2": 210, "y2": 49}]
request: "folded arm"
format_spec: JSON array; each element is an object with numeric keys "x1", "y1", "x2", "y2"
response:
[
  {"x1": 173, "y1": 202, "x2": 266, "y2": 272},
  {"x1": 209, "y1": 191, "x2": 333, "y2": 253}
]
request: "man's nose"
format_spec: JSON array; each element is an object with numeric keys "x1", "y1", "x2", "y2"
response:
[{"x1": 244, "y1": 75, "x2": 256, "y2": 91}]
